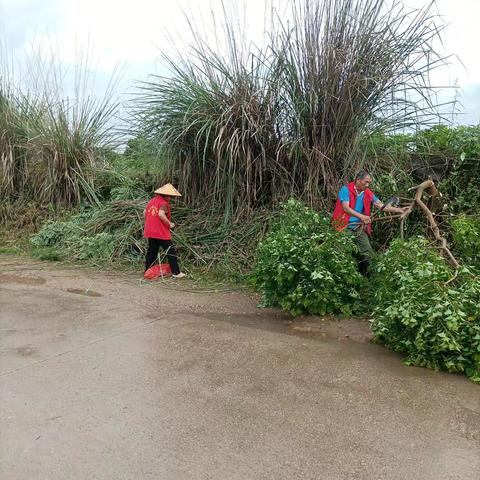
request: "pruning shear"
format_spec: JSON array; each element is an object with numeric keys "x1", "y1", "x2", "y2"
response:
[{"x1": 348, "y1": 196, "x2": 400, "y2": 231}]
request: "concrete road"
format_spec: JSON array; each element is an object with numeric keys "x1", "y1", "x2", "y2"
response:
[{"x1": 1, "y1": 257, "x2": 479, "y2": 479}]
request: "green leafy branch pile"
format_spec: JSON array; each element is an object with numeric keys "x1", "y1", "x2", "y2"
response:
[
  {"x1": 254, "y1": 200, "x2": 480, "y2": 383},
  {"x1": 30, "y1": 201, "x2": 145, "y2": 264},
  {"x1": 254, "y1": 199, "x2": 364, "y2": 317},
  {"x1": 451, "y1": 215, "x2": 480, "y2": 271},
  {"x1": 370, "y1": 238, "x2": 480, "y2": 383}
]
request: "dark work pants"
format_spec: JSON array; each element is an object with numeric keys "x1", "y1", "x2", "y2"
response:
[
  {"x1": 346, "y1": 229, "x2": 373, "y2": 277},
  {"x1": 145, "y1": 238, "x2": 181, "y2": 275}
]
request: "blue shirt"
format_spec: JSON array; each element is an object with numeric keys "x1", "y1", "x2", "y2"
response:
[{"x1": 338, "y1": 186, "x2": 379, "y2": 228}]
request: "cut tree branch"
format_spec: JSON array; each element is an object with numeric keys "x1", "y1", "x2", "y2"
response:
[{"x1": 412, "y1": 179, "x2": 459, "y2": 269}]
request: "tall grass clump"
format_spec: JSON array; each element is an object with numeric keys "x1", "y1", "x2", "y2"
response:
[
  {"x1": 0, "y1": 83, "x2": 33, "y2": 199},
  {"x1": 273, "y1": 0, "x2": 449, "y2": 201},
  {"x1": 0, "y1": 48, "x2": 119, "y2": 207},
  {"x1": 133, "y1": 0, "x2": 448, "y2": 212},
  {"x1": 134, "y1": 19, "x2": 283, "y2": 212}
]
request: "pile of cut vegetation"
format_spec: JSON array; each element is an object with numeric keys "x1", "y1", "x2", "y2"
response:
[
  {"x1": 254, "y1": 199, "x2": 365, "y2": 317},
  {"x1": 30, "y1": 198, "x2": 272, "y2": 277},
  {"x1": 254, "y1": 199, "x2": 480, "y2": 383},
  {"x1": 370, "y1": 238, "x2": 480, "y2": 383}
]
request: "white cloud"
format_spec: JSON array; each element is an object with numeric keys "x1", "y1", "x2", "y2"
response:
[
  {"x1": 459, "y1": 83, "x2": 480, "y2": 124},
  {"x1": 0, "y1": 0, "x2": 59, "y2": 48},
  {"x1": 433, "y1": 0, "x2": 480, "y2": 86}
]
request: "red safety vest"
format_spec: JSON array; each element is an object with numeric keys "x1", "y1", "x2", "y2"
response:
[
  {"x1": 332, "y1": 182, "x2": 374, "y2": 235},
  {"x1": 144, "y1": 195, "x2": 171, "y2": 240}
]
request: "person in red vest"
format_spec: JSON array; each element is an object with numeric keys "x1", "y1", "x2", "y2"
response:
[
  {"x1": 144, "y1": 183, "x2": 186, "y2": 278},
  {"x1": 332, "y1": 171, "x2": 410, "y2": 276}
]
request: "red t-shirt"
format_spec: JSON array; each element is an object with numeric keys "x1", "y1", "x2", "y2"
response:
[{"x1": 143, "y1": 195, "x2": 171, "y2": 240}]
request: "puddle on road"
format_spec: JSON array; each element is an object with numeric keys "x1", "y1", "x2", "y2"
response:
[
  {"x1": 66, "y1": 288, "x2": 102, "y2": 297},
  {"x1": 14, "y1": 345, "x2": 39, "y2": 357},
  {"x1": 200, "y1": 312, "x2": 372, "y2": 343},
  {"x1": 0, "y1": 273, "x2": 46, "y2": 286},
  {"x1": 289, "y1": 318, "x2": 372, "y2": 343},
  {"x1": 2, "y1": 329, "x2": 19, "y2": 335}
]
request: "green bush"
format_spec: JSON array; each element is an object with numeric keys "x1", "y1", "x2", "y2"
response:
[
  {"x1": 254, "y1": 199, "x2": 363, "y2": 317},
  {"x1": 371, "y1": 237, "x2": 480, "y2": 383},
  {"x1": 361, "y1": 126, "x2": 480, "y2": 214},
  {"x1": 91, "y1": 167, "x2": 153, "y2": 203},
  {"x1": 121, "y1": 136, "x2": 167, "y2": 173},
  {"x1": 451, "y1": 215, "x2": 480, "y2": 270},
  {"x1": 439, "y1": 126, "x2": 480, "y2": 213}
]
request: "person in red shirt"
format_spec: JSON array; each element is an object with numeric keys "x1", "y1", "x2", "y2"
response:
[{"x1": 144, "y1": 183, "x2": 186, "y2": 278}]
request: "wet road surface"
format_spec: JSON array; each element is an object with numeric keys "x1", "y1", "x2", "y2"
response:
[{"x1": 1, "y1": 257, "x2": 479, "y2": 479}]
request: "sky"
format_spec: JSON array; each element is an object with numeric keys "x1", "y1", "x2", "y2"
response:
[{"x1": 0, "y1": 0, "x2": 479, "y2": 125}]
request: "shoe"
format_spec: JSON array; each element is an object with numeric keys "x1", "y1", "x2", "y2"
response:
[{"x1": 172, "y1": 272, "x2": 186, "y2": 278}]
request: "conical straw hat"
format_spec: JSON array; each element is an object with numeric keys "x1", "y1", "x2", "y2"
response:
[{"x1": 154, "y1": 183, "x2": 182, "y2": 197}]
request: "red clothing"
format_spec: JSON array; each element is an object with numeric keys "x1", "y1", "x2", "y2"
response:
[
  {"x1": 332, "y1": 182, "x2": 374, "y2": 235},
  {"x1": 144, "y1": 195, "x2": 171, "y2": 240}
]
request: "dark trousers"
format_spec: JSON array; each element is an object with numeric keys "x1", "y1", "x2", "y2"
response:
[
  {"x1": 145, "y1": 238, "x2": 180, "y2": 274},
  {"x1": 346, "y1": 229, "x2": 373, "y2": 277}
]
